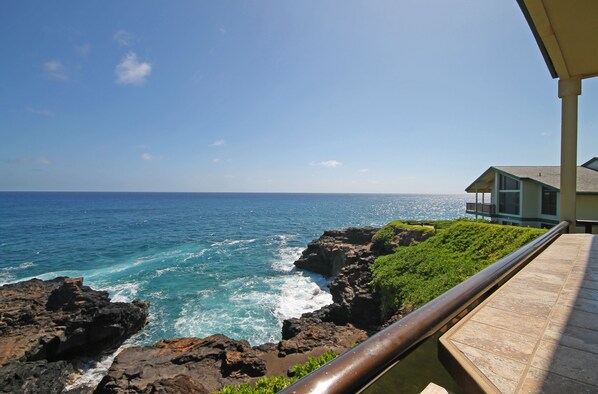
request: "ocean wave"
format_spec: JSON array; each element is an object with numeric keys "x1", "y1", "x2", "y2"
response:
[
  {"x1": 210, "y1": 239, "x2": 256, "y2": 247},
  {"x1": 0, "y1": 262, "x2": 34, "y2": 284},
  {"x1": 271, "y1": 246, "x2": 304, "y2": 273},
  {"x1": 274, "y1": 273, "x2": 332, "y2": 321},
  {"x1": 155, "y1": 266, "x2": 178, "y2": 277},
  {"x1": 0, "y1": 261, "x2": 35, "y2": 272},
  {"x1": 96, "y1": 282, "x2": 140, "y2": 303}
]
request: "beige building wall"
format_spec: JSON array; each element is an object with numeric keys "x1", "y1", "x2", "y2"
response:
[
  {"x1": 521, "y1": 180, "x2": 539, "y2": 217},
  {"x1": 576, "y1": 195, "x2": 598, "y2": 220}
]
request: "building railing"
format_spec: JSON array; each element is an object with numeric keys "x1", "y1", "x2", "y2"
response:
[
  {"x1": 465, "y1": 202, "x2": 495, "y2": 215},
  {"x1": 279, "y1": 221, "x2": 569, "y2": 394},
  {"x1": 577, "y1": 219, "x2": 598, "y2": 234}
]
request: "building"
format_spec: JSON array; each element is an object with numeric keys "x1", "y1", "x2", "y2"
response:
[{"x1": 465, "y1": 157, "x2": 598, "y2": 228}]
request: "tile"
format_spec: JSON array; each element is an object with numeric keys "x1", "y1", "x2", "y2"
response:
[
  {"x1": 569, "y1": 271, "x2": 598, "y2": 282},
  {"x1": 543, "y1": 322, "x2": 598, "y2": 355},
  {"x1": 563, "y1": 276, "x2": 594, "y2": 291},
  {"x1": 577, "y1": 287, "x2": 598, "y2": 301},
  {"x1": 580, "y1": 279, "x2": 598, "y2": 291},
  {"x1": 519, "y1": 367, "x2": 598, "y2": 394},
  {"x1": 449, "y1": 320, "x2": 537, "y2": 364},
  {"x1": 530, "y1": 340, "x2": 598, "y2": 386},
  {"x1": 470, "y1": 306, "x2": 545, "y2": 338},
  {"x1": 557, "y1": 287, "x2": 598, "y2": 302},
  {"x1": 527, "y1": 258, "x2": 575, "y2": 273},
  {"x1": 501, "y1": 279, "x2": 559, "y2": 300},
  {"x1": 557, "y1": 297, "x2": 598, "y2": 314},
  {"x1": 455, "y1": 342, "x2": 524, "y2": 394},
  {"x1": 486, "y1": 289, "x2": 555, "y2": 320},
  {"x1": 508, "y1": 275, "x2": 563, "y2": 294},
  {"x1": 550, "y1": 304, "x2": 598, "y2": 331}
]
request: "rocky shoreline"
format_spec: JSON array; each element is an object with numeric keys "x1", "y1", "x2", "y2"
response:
[
  {"x1": 0, "y1": 225, "x2": 429, "y2": 393},
  {"x1": 0, "y1": 277, "x2": 149, "y2": 394}
]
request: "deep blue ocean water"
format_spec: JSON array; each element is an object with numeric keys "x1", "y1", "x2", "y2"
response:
[{"x1": 0, "y1": 192, "x2": 473, "y2": 349}]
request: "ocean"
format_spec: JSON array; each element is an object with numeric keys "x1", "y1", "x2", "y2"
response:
[{"x1": 0, "y1": 192, "x2": 472, "y2": 348}]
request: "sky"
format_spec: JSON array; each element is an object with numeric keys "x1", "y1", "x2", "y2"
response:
[{"x1": 1, "y1": 1, "x2": 597, "y2": 193}]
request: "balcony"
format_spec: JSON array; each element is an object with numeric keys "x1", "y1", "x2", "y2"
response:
[{"x1": 466, "y1": 202, "x2": 495, "y2": 215}]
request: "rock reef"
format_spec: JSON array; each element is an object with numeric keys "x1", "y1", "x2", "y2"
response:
[{"x1": 0, "y1": 277, "x2": 149, "y2": 394}]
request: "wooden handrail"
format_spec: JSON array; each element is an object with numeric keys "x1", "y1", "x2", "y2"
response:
[{"x1": 280, "y1": 221, "x2": 569, "y2": 394}]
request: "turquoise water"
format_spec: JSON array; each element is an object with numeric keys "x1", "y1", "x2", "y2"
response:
[{"x1": 0, "y1": 192, "x2": 473, "y2": 347}]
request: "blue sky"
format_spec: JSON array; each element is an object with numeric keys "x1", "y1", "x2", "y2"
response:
[{"x1": 1, "y1": 1, "x2": 597, "y2": 193}]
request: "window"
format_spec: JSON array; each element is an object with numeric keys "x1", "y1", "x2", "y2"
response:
[
  {"x1": 541, "y1": 187, "x2": 557, "y2": 216},
  {"x1": 499, "y1": 191, "x2": 520, "y2": 215},
  {"x1": 499, "y1": 174, "x2": 519, "y2": 190}
]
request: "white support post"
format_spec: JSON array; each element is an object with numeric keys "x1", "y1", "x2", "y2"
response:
[
  {"x1": 558, "y1": 78, "x2": 582, "y2": 233},
  {"x1": 475, "y1": 190, "x2": 479, "y2": 219}
]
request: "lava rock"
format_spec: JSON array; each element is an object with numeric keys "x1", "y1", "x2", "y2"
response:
[{"x1": 95, "y1": 335, "x2": 267, "y2": 394}]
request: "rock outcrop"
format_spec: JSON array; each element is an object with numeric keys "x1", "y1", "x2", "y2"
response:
[
  {"x1": 279, "y1": 317, "x2": 367, "y2": 356},
  {"x1": 295, "y1": 224, "x2": 433, "y2": 329},
  {"x1": 294, "y1": 227, "x2": 379, "y2": 277},
  {"x1": 294, "y1": 227, "x2": 383, "y2": 328},
  {"x1": 96, "y1": 325, "x2": 367, "y2": 394},
  {"x1": 95, "y1": 335, "x2": 267, "y2": 394},
  {"x1": 0, "y1": 277, "x2": 149, "y2": 393}
]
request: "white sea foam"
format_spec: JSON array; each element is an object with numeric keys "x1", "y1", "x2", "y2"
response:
[
  {"x1": 155, "y1": 266, "x2": 178, "y2": 277},
  {"x1": 211, "y1": 239, "x2": 256, "y2": 247},
  {"x1": 0, "y1": 262, "x2": 37, "y2": 284},
  {"x1": 181, "y1": 249, "x2": 207, "y2": 262},
  {"x1": 271, "y1": 246, "x2": 304, "y2": 272},
  {"x1": 275, "y1": 273, "x2": 332, "y2": 321},
  {"x1": 97, "y1": 282, "x2": 140, "y2": 303}
]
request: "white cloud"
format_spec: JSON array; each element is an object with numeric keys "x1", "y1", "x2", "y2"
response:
[
  {"x1": 310, "y1": 160, "x2": 342, "y2": 168},
  {"x1": 540, "y1": 132, "x2": 551, "y2": 137},
  {"x1": 219, "y1": 26, "x2": 227, "y2": 34},
  {"x1": 115, "y1": 52, "x2": 151, "y2": 85},
  {"x1": 358, "y1": 168, "x2": 369, "y2": 173},
  {"x1": 2, "y1": 156, "x2": 52, "y2": 165},
  {"x1": 212, "y1": 158, "x2": 221, "y2": 164},
  {"x1": 114, "y1": 29, "x2": 136, "y2": 47},
  {"x1": 75, "y1": 43, "x2": 91, "y2": 56},
  {"x1": 37, "y1": 156, "x2": 52, "y2": 165},
  {"x1": 43, "y1": 60, "x2": 68, "y2": 81},
  {"x1": 26, "y1": 107, "x2": 54, "y2": 117},
  {"x1": 141, "y1": 153, "x2": 155, "y2": 161},
  {"x1": 210, "y1": 139, "x2": 226, "y2": 147}
]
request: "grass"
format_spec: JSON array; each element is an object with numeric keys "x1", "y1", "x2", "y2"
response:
[
  {"x1": 371, "y1": 220, "x2": 546, "y2": 317},
  {"x1": 214, "y1": 351, "x2": 337, "y2": 394}
]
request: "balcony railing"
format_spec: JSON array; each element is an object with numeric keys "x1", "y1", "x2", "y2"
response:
[
  {"x1": 466, "y1": 202, "x2": 495, "y2": 215},
  {"x1": 279, "y1": 221, "x2": 569, "y2": 394}
]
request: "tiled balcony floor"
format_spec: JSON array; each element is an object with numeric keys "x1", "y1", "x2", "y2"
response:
[{"x1": 440, "y1": 234, "x2": 598, "y2": 393}]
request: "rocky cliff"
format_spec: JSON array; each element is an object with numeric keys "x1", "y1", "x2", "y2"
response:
[{"x1": 0, "y1": 277, "x2": 149, "y2": 394}]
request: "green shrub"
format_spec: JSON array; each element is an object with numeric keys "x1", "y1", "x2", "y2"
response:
[
  {"x1": 291, "y1": 350, "x2": 336, "y2": 378},
  {"x1": 214, "y1": 351, "x2": 337, "y2": 394},
  {"x1": 372, "y1": 220, "x2": 435, "y2": 252},
  {"x1": 371, "y1": 221, "x2": 545, "y2": 317}
]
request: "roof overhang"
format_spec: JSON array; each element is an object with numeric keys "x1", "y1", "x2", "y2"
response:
[
  {"x1": 465, "y1": 167, "x2": 495, "y2": 193},
  {"x1": 517, "y1": 0, "x2": 598, "y2": 79}
]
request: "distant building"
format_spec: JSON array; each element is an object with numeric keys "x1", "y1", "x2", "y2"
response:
[{"x1": 465, "y1": 157, "x2": 598, "y2": 228}]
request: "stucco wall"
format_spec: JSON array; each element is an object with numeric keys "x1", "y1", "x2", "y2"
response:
[{"x1": 577, "y1": 195, "x2": 598, "y2": 220}]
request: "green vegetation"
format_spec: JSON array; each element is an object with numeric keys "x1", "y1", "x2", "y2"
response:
[
  {"x1": 371, "y1": 221, "x2": 546, "y2": 317},
  {"x1": 215, "y1": 351, "x2": 337, "y2": 394},
  {"x1": 371, "y1": 220, "x2": 435, "y2": 252}
]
